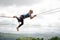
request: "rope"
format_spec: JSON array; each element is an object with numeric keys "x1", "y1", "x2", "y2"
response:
[
  {"x1": 36, "y1": 7, "x2": 60, "y2": 15},
  {"x1": 0, "y1": 7, "x2": 60, "y2": 18},
  {"x1": 0, "y1": 16, "x2": 13, "y2": 18}
]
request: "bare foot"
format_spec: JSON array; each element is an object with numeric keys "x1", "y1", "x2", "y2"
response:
[
  {"x1": 16, "y1": 27, "x2": 19, "y2": 31},
  {"x1": 13, "y1": 16, "x2": 17, "y2": 18}
]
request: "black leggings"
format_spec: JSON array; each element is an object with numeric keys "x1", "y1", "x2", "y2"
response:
[{"x1": 16, "y1": 15, "x2": 24, "y2": 28}]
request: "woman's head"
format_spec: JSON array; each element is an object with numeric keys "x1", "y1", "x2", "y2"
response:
[{"x1": 29, "y1": 10, "x2": 33, "y2": 14}]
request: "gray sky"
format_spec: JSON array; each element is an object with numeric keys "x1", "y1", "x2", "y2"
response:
[{"x1": 0, "y1": 0, "x2": 41, "y2": 6}]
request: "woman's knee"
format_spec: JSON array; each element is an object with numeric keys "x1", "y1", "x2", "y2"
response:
[{"x1": 21, "y1": 22, "x2": 24, "y2": 25}]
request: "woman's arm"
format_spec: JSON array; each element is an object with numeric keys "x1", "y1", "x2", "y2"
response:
[{"x1": 30, "y1": 13, "x2": 36, "y2": 19}]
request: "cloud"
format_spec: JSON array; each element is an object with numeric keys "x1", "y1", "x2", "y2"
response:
[
  {"x1": 0, "y1": 0, "x2": 41, "y2": 6},
  {"x1": 0, "y1": 18, "x2": 14, "y2": 25}
]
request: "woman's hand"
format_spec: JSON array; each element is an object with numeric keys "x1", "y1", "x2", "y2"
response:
[{"x1": 34, "y1": 15, "x2": 37, "y2": 17}]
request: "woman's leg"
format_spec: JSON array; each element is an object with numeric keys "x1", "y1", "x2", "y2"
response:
[
  {"x1": 13, "y1": 16, "x2": 21, "y2": 22},
  {"x1": 16, "y1": 18, "x2": 24, "y2": 31},
  {"x1": 16, "y1": 17, "x2": 21, "y2": 22}
]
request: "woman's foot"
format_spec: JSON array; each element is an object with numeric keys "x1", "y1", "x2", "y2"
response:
[
  {"x1": 13, "y1": 16, "x2": 17, "y2": 18},
  {"x1": 16, "y1": 27, "x2": 19, "y2": 31}
]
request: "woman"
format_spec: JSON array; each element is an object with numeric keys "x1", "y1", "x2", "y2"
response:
[{"x1": 13, "y1": 10, "x2": 36, "y2": 31}]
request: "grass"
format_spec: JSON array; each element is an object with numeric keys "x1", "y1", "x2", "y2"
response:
[{"x1": 16, "y1": 36, "x2": 60, "y2": 40}]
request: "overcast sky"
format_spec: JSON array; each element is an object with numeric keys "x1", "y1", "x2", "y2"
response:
[
  {"x1": 0, "y1": 0, "x2": 60, "y2": 34},
  {"x1": 0, "y1": 0, "x2": 41, "y2": 6}
]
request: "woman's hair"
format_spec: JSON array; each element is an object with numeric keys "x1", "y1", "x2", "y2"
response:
[{"x1": 29, "y1": 10, "x2": 33, "y2": 13}]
